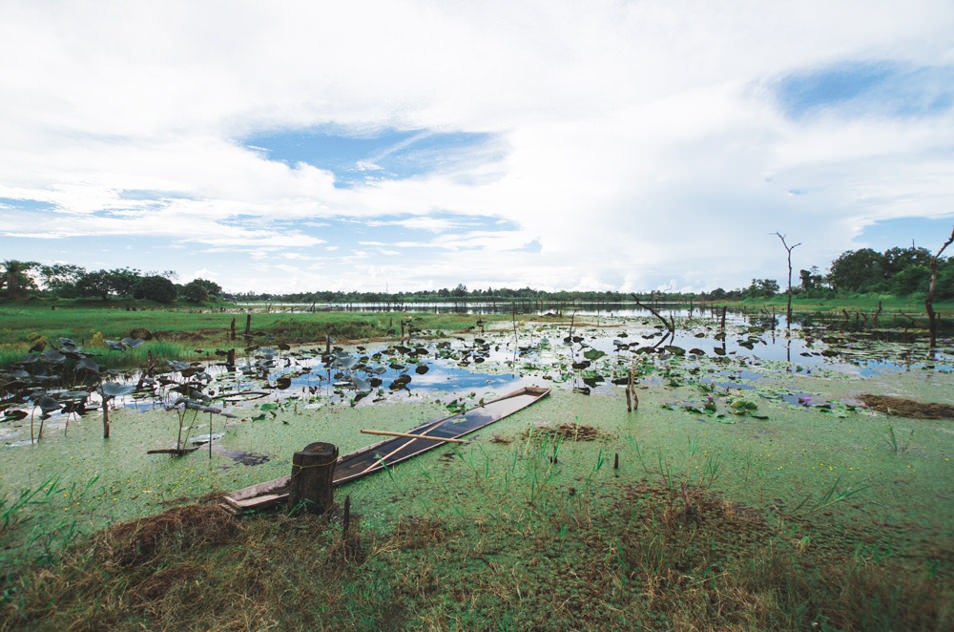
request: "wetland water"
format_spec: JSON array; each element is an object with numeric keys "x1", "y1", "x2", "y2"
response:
[
  {"x1": 3, "y1": 307, "x2": 952, "y2": 442},
  {"x1": 1, "y1": 309, "x2": 952, "y2": 578}
]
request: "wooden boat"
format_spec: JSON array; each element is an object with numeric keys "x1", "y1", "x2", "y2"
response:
[{"x1": 222, "y1": 385, "x2": 549, "y2": 514}]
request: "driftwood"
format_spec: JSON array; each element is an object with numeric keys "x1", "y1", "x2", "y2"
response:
[
  {"x1": 633, "y1": 295, "x2": 675, "y2": 350},
  {"x1": 146, "y1": 447, "x2": 200, "y2": 455}
]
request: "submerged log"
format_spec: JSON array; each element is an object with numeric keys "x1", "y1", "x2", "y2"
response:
[{"x1": 288, "y1": 442, "x2": 338, "y2": 515}]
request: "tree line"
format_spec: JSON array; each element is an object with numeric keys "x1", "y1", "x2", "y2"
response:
[
  {"x1": 2, "y1": 242, "x2": 952, "y2": 304},
  {"x1": 0, "y1": 262, "x2": 222, "y2": 303}
]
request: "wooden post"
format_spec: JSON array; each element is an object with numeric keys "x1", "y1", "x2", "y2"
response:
[
  {"x1": 230, "y1": 317, "x2": 236, "y2": 341},
  {"x1": 226, "y1": 348, "x2": 236, "y2": 371},
  {"x1": 102, "y1": 396, "x2": 110, "y2": 439},
  {"x1": 288, "y1": 442, "x2": 338, "y2": 515},
  {"x1": 244, "y1": 313, "x2": 252, "y2": 338}
]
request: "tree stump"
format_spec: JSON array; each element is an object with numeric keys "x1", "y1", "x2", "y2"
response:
[{"x1": 288, "y1": 442, "x2": 338, "y2": 515}]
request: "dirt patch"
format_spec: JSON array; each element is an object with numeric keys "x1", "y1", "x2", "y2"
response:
[
  {"x1": 96, "y1": 503, "x2": 238, "y2": 567},
  {"x1": 523, "y1": 422, "x2": 604, "y2": 441},
  {"x1": 858, "y1": 394, "x2": 954, "y2": 420}
]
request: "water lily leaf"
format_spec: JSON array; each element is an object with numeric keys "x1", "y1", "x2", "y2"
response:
[
  {"x1": 37, "y1": 395, "x2": 61, "y2": 414},
  {"x1": 73, "y1": 357, "x2": 99, "y2": 374},
  {"x1": 41, "y1": 349, "x2": 66, "y2": 364},
  {"x1": 102, "y1": 382, "x2": 136, "y2": 398},
  {"x1": 389, "y1": 374, "x2": 412, "y2": 390},
  {"x1": 415, "y1": 364, "x2": 430, "y2": 374},
  {"x1": 664, "y1": 346, "x2": 686, "y2": 356},
  {"x1": 583, "y1": 349, "x2": 606, "y2": 361},
  {"x1": 167, "y1": 360, "x2": 191, "y2": 372},
  {"x1": 334, "y1": 355, "x2": 357, "y2": 370}
]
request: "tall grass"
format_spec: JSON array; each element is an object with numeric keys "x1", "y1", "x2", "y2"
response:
[{"x1": 3, "y1": 476, "x2": 948, "y2": 631}]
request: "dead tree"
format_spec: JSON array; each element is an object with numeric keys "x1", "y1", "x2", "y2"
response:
[
  {"x1": 775, "y1": 233, "x2": 802, "y2": 327},
  {"x1": 926, "y1": 225, "x2": 954, "y2": 348}
]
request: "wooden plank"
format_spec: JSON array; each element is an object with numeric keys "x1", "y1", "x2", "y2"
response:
[
  {"x1": 227, "y1": 492, "x2": 287, "y2": 510},
  {"x1": 225, "y1": 476, "x2": 290, "y2": 502}
]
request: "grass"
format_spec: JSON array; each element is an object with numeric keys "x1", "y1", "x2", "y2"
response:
[{"x1": 1, "y1": 472, "x2": 949, "y2": 630}]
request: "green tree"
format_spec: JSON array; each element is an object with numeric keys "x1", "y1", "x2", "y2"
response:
[
  {"x1": 181, "y1": 278, "x2": 221, "y2": 302},
  {"x1": 883, "y1": 246, "x2": 931, "y2": 276},
  {"x1": 1, "y1": 260, "x2": 39, "y2": 299},
  {"x1": 828, "y1": 248, "x2": 885, "y2": 292},
  {"x1": 75, "y1": 268, "x2": 144, "y2": 300},
  {"x1": 76, "y1": 270, "x2": 114, "y2": 300},
  {"x1": 745, "y1": 278, "x2": 779, "y2": 297},
  {"x1": 134, "y1": 275, "x2": 177, "y2": 303},
  {"x1": 39, "y1": 263, "x2": 86, "y2": 297},
  {"x1": 108, "y1": 267, "x2": 143, "y2": 298}
]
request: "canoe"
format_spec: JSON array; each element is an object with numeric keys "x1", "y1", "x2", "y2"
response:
[{"x1": 222, "y1": 385, "x2": 549, "y2": 514}]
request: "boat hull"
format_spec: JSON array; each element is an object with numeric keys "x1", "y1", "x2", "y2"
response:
[{"x1": 222, "y1": 385, "x2": 549, "y2": 514}]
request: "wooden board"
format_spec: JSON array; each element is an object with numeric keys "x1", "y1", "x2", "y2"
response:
[{"x1": 222, "y1": 385, "x2": 549, "y2": 514}]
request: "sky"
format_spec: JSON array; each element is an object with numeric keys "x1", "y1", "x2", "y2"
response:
[{"x1": 1, "y1": 0, "x2": 953, "y2": 295}]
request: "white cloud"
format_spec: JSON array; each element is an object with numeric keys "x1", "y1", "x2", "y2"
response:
[{"x1": 1, "y1": 1, "x2": 953, "y2": 293}]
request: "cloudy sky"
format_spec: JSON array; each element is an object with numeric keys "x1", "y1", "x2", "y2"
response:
[{"x1": 2, "y1": 1, "x2": 953, "y2": 294}]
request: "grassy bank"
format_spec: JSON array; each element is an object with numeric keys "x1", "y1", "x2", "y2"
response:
[
  {"x1": 0, "y1": 303, "x2": 509, "y2": 369},
  {"x1": 726, "y1": 293, "x2": 954, "y2": 314}
]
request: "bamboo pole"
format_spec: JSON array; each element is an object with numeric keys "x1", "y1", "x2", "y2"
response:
[{"x1": 360, "y1": 429, "x2": 468, "y2": 443}]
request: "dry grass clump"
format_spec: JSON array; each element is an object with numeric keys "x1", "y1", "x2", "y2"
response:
[
  {"x1": 858, "y1": 394, "x2": 954, "y2": 419},
  {"x1": 522, "y1": 422, "x2": 603, "y2": 442},
  {"x1": 95, "y1": 503, "x2": 237, "y2": 567}
]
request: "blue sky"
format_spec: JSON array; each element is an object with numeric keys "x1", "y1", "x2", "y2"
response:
[{"x1": 1, "y1": 1, "x2": 953, "y2": 294}]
